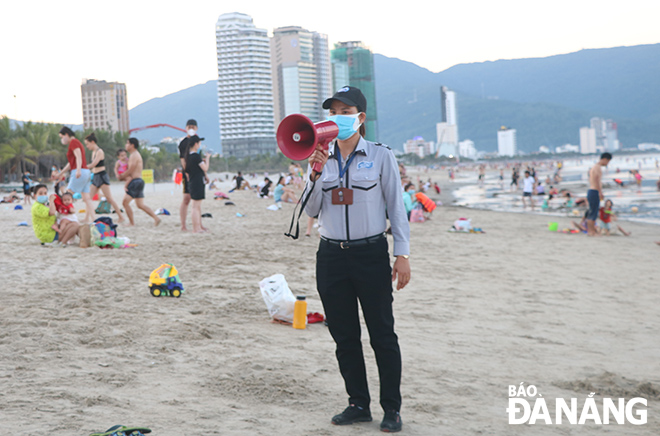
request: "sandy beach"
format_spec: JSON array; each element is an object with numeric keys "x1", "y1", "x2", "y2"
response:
[{"x1": 1, "y1": 172, "x2": 659, "y2": 435}]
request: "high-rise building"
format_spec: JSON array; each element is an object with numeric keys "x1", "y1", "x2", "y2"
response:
[
  {"x1": 436, "y1": 122, "x2": 458, "y2": 156},
  {"x1": 579, "y1": 127, "x2": 597, "y2": 154},
  {"x1": 216, "y1": 12, "x2": 276, "y2": 158},
  {"x1": 80, "y1": 79, "x2": 129, "y2": 133},
  {"x1": 436, "y1": 86, "x2": 459, "y2": 157},
  {"x1": 440, "y1": 86, "x2": 458, "y2": 127},
  {"x1": 330, "y1": 41, "x2": 378, "y2": 141},
  {"x1": 497, "y1": 126, "x2": 517, "y2": 157},
  {"x1": 270, "y1": 26, "x2": 332, "y2": 125}
]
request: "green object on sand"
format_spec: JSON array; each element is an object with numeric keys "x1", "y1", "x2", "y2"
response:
[{"x1": 548, "y1": 222, "x2": 558, "y2": 232}]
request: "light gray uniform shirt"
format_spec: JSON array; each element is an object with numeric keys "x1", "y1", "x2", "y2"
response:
[{"x1": 304, "y1": 137, "x2": 410, "y2": 256}]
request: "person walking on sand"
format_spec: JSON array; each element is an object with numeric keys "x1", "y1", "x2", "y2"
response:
[
  {"x1": 84, "y1": 133, "x2": 125, "y2": 223},
  {"x1": 56, "y1": 127, "x2": 95, "y2": 223},
  {"x1": 586, "y1": 152, "x2": 612, "y2": 236},
  {"x1": 521, "y1": 170, "x2": 536, "y2": 210},
  {"x1": 119, "y1": 138, "x2": 160, "y2": 227}
]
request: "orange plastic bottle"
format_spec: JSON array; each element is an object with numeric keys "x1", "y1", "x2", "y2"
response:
[{"x1": 293, "y1": 296, "x2": 307, "y2": 329}]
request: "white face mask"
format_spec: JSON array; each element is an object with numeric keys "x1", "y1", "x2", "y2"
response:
[{"x1": 187, "y1": 128, "x2": 196, "y2": 136}]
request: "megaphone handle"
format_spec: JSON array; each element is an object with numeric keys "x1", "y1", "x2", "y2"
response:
[
  {"x1": 312, "y1": 161, "x2": 324, "y2": 174},
  {"x1": 310, "y1": 141, "x2": 330, "y2": 176}
]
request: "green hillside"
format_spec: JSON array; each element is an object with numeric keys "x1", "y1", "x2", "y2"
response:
[{"x1": 374, "y1": 44, "x2": 660, "y2": 152}]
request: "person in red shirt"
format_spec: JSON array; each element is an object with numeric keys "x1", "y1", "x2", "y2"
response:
[{"x1": 56, "y1": 126, "x2": 94, "y2": 223}]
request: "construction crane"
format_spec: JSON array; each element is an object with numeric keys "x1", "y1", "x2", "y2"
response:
[{"x1": 128, "y1": 124, "x2": 187, "y2": 134}]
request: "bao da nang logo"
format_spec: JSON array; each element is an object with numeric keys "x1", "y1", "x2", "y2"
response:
[{"x1": 507, "y1": 383, "x2": 647, "y2": 425}]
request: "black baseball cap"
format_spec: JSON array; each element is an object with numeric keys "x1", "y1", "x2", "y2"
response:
[
  {"x1": 323, "y1": 86, "x2": 367, "y2": 113},
  {"x1": 189, "y1": 134, "x2": 205, "y2": 142},
  {"x1": 186, "y1": 119, "x2": 198, "y2": 127}
]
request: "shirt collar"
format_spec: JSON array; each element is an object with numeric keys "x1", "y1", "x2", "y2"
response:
[{"x1": 330, "y1": 137, "x2": 368, "y2": 160}]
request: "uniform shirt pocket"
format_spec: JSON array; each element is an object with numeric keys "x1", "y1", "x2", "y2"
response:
[
  {"x1": 350, "y1": 168, "x2": 380, "y2": 201},
  {"x1": 321, "y1": 172, "x2": 339, "y2": 192}
]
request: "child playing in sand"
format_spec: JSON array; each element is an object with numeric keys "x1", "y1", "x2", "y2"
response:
[
  {"x1": 114, "y1": 149, "x2": 131, "y2": 190},
  {"x1": 599, "y1": 199, "x2": 630, "y2": 236},
  {"x1": 51, "y1": 192, "x2": 79, "y2": 232}
]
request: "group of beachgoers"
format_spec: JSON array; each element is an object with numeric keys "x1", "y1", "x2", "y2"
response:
[
  {"x1": 26, "y1": 127, "x2": 160, "y2": 246},
  {"x1": 9, "y1": 124, "x2": 658, "y2": 246}
]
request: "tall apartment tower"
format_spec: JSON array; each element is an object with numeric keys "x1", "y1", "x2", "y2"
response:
[
  {"x1": 80, "y1": 79, "x2": 129, "y2": 133},
  {"x1": 436, "y1": 86, "x2": 459, "y2": 156},
  {"x1": 215, "y1": 12, "x2": 276, "y2": 158},
  {"x1": 440, "y1": 86, "x2": 458, "y2": 126},
  {"x1": 497, "y1": 126, "x2": 517, "y2": 157},
  {"x1": 330, "y1": 41, "x2": 378, "y2": 141},
  {"x1": 270, "y1": 26, "x2": 332, "y2": 125}
]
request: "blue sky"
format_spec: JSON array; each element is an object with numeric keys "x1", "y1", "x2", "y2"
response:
[{"x1": 1, "y1": 0, "x2": 658, "y2": 125}]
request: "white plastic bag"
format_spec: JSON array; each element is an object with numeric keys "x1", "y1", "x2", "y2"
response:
[
  {"x1": 454, "y1": 218, "x2": 472, "y2": 231},
  {"x1": 259, "y1": 274, "x2": 296, "y2": 323}
]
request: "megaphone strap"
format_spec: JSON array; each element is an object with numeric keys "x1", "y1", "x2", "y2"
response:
[{"x1": 285, "y1": 180, "x2": 316, "y2": 240}]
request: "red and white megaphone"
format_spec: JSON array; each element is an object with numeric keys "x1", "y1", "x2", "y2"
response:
[{"x1": 276, "y1": 114, "x2": 338, "y2": 174}]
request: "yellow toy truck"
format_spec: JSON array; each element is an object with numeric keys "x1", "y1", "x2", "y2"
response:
[{"x1": 149, "y1": 263, "x2": 184, "y2": 298}]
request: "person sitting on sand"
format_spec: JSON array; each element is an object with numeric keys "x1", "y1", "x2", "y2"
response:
[
  {"x1": 258, "y1": 178, "x2": 272, "y2": 198},
  {"x1": 599, "y1": 199, "x2": 630, "y2": 236},
  {"x1": 229, "y1": 172, "x2": 250, "y2": 192},
  {"x1": 31, "y1": 184, "x2": 79, "y2": 246},
  {"x1": 273, "y1": 176, "x2": 296, "y2": 207},
  {"x1": 402, "y1": 183, "x2": 418, "y2": 221},
  {"x1": 1, "y1": 190, "x2": 19, "y2": 203}
]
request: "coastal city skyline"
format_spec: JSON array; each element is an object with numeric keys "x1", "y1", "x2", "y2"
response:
[{"x1": 2, "y1": 0, "x2": 659, "y2": 125}]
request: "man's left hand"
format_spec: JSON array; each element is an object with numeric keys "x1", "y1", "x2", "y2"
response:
[{"x1": 392, "y1": 256, "x2": 411, "y2": 290}]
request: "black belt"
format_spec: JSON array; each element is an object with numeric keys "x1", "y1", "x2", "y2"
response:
[{"x1": 321, "y1": 233, "x2": 385, "y2": 249}]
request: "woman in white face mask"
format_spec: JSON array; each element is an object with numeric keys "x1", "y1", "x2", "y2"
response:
[{"x1": 304, "y1": 86, "x2": 410, "y2": 433}]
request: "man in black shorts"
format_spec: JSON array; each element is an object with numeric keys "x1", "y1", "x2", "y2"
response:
[
  {"x1": 120, "y1": 138, "x2": 160, "y2": 227},
  {"x1": 179, "y1": 119, "x2": 199, "y2": 231}
]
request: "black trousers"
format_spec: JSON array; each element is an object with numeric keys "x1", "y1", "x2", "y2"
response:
[{"x1": 316, "y1": 237, "x2": 402, "y2": 412}]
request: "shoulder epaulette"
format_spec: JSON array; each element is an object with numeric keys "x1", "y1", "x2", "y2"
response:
[{"x1": 374, "y1": 142, "x2": 391, "y2": 150}]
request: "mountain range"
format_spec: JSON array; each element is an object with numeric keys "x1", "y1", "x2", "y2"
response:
[{"x1": 128, "y1": 43, "x2": 660, "y2": 153}]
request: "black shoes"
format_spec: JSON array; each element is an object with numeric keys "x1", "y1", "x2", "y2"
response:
[
  {"x1": 331, "y1": 404, "x2": 373, "y2": 425},
  {"x1": 380, "y1": 410, "x2": 403, "y2": 432},
  {"x1": 331, "y1": 405, "x2": 403, "y2": 432}
]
